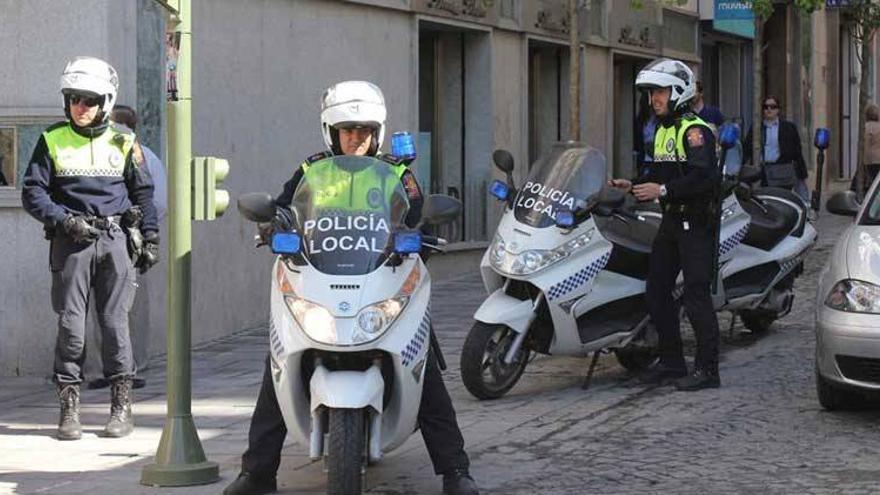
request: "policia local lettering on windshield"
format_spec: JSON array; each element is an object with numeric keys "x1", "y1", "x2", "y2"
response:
[
  {"x1": 303, "y1": 213, "x2": 390, "y2": 254},
  {"x1": 516, "y1": 181, "x2": 576, "y2": 219}
]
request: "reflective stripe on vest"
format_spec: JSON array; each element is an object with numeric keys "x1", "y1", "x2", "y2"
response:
[
  {"x1": 652, "y1": 115, "x2": 709, "y2": 163},
  {"x1": 43, "y1": 124, "x2": 134, "y2": 178}
]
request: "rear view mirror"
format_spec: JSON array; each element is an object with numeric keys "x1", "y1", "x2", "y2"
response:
[
  {"x1": 237, "y1": 192, "x2": 277, "y2": 223},
  {"x1": 826, "y1": 190, "x2": 860, "y2": 217},
  {"x1": 492, "y1": 149, "x2": 515, "y2": 174},
  {"x1": 422, "y1": 194, "x2": 462, "y2": 226}
]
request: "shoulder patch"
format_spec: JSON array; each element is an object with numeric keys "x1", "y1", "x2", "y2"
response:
[
  {"x1": 686, "y1": 127, "x2": 706, "y2": 148},
  {"x1": 379, "y1": 153, "x2": 404, "y2": 166},
  {"x1": 131, "y1": 141, "x2": 145, "y2": 167},
  {"x1": 305, "y1": 150, "x2": 333, "y2": 164},
  {"x1": 401, "y1": 172, "x2": 422, "y2": 200}
]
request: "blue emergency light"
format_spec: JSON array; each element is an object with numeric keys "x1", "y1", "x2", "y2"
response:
[
  {"x1": 555, "y1": 210, "x2": 575, "y2": 228},
  {"x1": 394, "y1": 231, "x2": 423, "y2": 254},
  {"x1": 718, "y1": 122, "x2": 740, "y2": 150},
  {"x1": 814, "y1": 128, "x2": 830, "y2": 150},
  {"x1": 489, "y1": 180, "x2": 510, "y2": 201},
  {"x1": 271, "y1": 232, "x2": 302, "y2": 255},
  {"x1": 391, "y1": 132, "x2": 417, "y2": 160}
]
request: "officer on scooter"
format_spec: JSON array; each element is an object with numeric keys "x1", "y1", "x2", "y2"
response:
[
  {"x1": 224, "y1": 81, "x2": 478, "y2": 495},
  {"x1": 609, "y1": 59, "x2": 722, "y2": 391}
]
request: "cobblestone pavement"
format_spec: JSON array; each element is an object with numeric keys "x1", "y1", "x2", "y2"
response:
[{"x1": 2, "y1": 210, "x2": 879, "y2": 495}]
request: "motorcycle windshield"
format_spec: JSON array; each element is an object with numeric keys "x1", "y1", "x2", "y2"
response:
[
  {"x1": 290, "y1": 156, "x2": 410, "y2": 276},
  {"x1": 513, "y1": 144, "x2": 608, "y2": 228}
]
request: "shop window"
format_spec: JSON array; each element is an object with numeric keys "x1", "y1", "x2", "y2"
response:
[{"x1": 0, "y1": 127, "x2": 15, "y2": 188}]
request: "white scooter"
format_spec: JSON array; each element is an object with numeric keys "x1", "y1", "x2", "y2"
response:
[
  {"x1": 711, "y1": 123, "x2": 818, "y2": 332},
  {"x1": 460, "y1": 143, "x2": 667, "y2": 400},
  {"x1": 238, "y1": 155, "x2": 460, "y2": 494},
  {"x1": 461, "y1": 136, "x2": 816, "y2": 400}
]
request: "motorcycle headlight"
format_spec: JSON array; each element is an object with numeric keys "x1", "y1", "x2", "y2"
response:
[
  {"x1": 354, "y1": 296, "x2": 409, "y2": 344},
  {"x1": 489, "y1": 230, "x2": 594, "y2": 276},
  {"x1": 825, "y1": 279, "x2": 880, "y2": 314},
  {"x1": 285, "y1": 295, "x2": 337, "y2": 343}
]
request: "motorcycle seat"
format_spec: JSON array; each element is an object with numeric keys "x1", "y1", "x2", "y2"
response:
[
  {"x1": 740, "y1": 195, "x2": 799, "y2": 251},
  {"x1": 595, "y1": 213, "x2": 658, "y2": 254}
]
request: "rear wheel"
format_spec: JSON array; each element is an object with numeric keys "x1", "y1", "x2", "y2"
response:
[
  {"x1": 614, "y1": 324, "x2": 660, "y2": 372},
  {"x1": 327, "y1": 408, "x2": 365, "y2": 495},
  {"x1": 461, "y1": 322, "x2": 530, "y2": 400},
  {"x1": 816, "y1": 371, "x2": 861, "y2": 411},
  {"x1": 739, "y1": 309, "x2": 776, "y2": 334}
]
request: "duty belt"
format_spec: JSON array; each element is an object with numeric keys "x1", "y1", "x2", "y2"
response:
[
  {"x1": 85, "y1": 215, "x2": 122, "y2": 230},
  {"x1": 662, "y1": 203, "x2": 686, "y2": 214}
]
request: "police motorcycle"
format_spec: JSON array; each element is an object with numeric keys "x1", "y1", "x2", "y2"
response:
[
  {"x1": 460, "y1": 142, "x2": 666, "y2": 400},
  {"x1": 709, "y1": 123, "x2": 818, "y2": 332},
  {"x1": 237, "y1": 155, "x2": 461, "y2": 494}
]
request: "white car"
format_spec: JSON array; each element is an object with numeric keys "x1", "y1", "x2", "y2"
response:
[{"x1": 815, "y1": 188, "x2": 880, "y2": 409}]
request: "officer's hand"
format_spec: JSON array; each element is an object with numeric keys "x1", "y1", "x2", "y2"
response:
[
  {"x1": 137, "y1": 232, "x2": 160, "y2": 274},
  {"x1": 62, "y1": 215, "x2": 100, "y2": 244},
  {"x1": 256, "y1": 209, "x2": 290, "y2": 246},
  {"x1": 633, "y1": 182, "x2": 661, "y2": 201},
  {"x1": 608, "y1": 179, "x2": 632, "y2": 193}
]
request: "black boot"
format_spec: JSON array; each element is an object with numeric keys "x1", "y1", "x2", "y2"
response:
[
  {"x1": 57, "y1": 384, "x2": 82, "y2": 441},
  {"x1": 637, "y1": 364, "x2": 687, "y2": 385},
  {"x1": 222, "y1": 472, "x2": 277, "y2": 495},
  {"x1": 104, "y1": 377, "x2": 134, "y2": 437},
  {"x1": 442, "y1": 468, "x2": 479, "y2": 495},
  {"x1": 674, "y1": 369, "x2": 721, "y2": 391}
]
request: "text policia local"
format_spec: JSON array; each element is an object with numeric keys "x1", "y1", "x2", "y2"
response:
[
  {"x1": 303, "y1": 214, "x2": 390, "y2": 254},
  {"x1": 517, "y1": 181, "x2": 576, "y2": 219}
]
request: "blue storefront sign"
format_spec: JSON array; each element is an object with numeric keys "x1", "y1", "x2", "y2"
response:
[{"x1": 714, "y1": 0, "x2": 754, "y2": 39}]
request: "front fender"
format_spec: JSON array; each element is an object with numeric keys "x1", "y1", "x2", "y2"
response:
[
  {"x1": 309, "y1": 365, "x2": 384, "y2": 413},
  {"x1": 473, "y1": 289, "x2": 535, "y2": 334}
]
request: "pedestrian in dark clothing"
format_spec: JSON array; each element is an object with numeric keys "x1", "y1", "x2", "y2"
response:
[
  {"x1": 21, "y1": 57, "x2": 159, "y2": 441},
  {"x1": 744, "y1": 95, "x2": 809, "y2": 200},
  {"x1": 693, "y1": 80, "x2": 725, "y2": 129}
]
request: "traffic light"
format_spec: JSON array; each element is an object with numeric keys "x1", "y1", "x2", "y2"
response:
[{"x1": 192, "y1": 156, "x2": 230, "y2": 220}]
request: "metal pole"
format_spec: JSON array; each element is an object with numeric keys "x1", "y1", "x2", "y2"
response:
[{"x1": 141, "y1": 0, "x2": 218, "y2": 485}]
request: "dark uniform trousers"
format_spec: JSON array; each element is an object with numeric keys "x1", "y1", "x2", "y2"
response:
[
  {"x1": 51, "y1": 224, "x2": 137, "y2": 384},
  {"x1": 242, "y1": 349, "x2": 470, "y2": 479},
  {"x1": 645, "y1": 214, "x2": 720, "y2": 373}
]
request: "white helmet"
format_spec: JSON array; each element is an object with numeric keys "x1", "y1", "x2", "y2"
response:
[
  {"x1": 320, "y1": 81, "x2": 387, "y2": 154},
  {"x1": 635, "y1": 58, "x2": 695, "y2": 112},
  {"x1": 60, "y1": 56, "x2": 119, "y2": 123}
]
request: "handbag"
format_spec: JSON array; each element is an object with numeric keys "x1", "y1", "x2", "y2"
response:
[{"x1": 763, "y1": 161, "x2": 797, "y2": 188}]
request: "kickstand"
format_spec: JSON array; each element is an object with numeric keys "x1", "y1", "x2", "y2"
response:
[
  {"x1": 728, "y1": 312, "x2": 738, "y2": 339},
  {"x1": 582, "y1": 351, "x2": 601, "y2": 390}
]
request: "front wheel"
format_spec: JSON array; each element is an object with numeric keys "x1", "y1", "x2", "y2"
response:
[
  {"x1": 738, "y1": 309, "x2": 776, "y2": 334},
  {"x1": 461, "y1": 322, "x2": 530, "y2": 400},
  {"x1": 614, "y1": 324, "x2": 659, "y2": 372},
  {"x1": 816, "y1": 371, "x2": 861, "y2": 411},
  {"x1": 327, "y1": 408, "x2": 365, "y2": 495}
]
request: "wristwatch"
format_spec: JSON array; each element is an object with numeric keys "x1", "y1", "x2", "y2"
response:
[{"x1": 659, "y1": 184, "x2": 668, "y2": 198}]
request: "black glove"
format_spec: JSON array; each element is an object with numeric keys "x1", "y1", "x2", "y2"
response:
[
  {"x1": 136, "y1": 231, "x2": 160, "y2": 274},
  {"x1": 62, "y1": 215, "x2": 100, "y2": 244}
]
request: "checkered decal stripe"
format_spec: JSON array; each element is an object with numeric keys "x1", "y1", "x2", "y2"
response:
[
  {"x1": 269, "y1": 319, "x2": 285, "y2": 361},
  {"x1": 56, "y1": 169, "x2": 124, "y2": 177},
  {"x1": 719, "y1": 224, "x2": 749, "y2": 257},
  {"x1": 547, "y1": 252, "x2": 611, "y2": 302},
  {"x1": 401, "y1": 304, "x2": 431, "y2": 367}
]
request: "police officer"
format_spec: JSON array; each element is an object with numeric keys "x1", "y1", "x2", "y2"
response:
[
  {"x1": 223, "y1": 81, "x2": 478, "y2": 495},
  {"x1": 21, "y1": 57, "x2": 159, "y2": 440},
  {"x1": 609, "y1": 59, "x2": 722, "y2": 391}
]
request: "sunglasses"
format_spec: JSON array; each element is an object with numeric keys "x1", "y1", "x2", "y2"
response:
[
  {"x1": 763, "y1": 104, "x2": 779, "y2": 110},
  {"x1": 69, "y1": 94, "x2": 103, "y2": 107}
]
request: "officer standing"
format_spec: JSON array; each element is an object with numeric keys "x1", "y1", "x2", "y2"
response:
[
  {"x1": 609, "y1": 59, "x2": 722, "y2": 391},
  {"x1": 21, "y1": 57, "x2": 159, "y2": 440},
  {"x1": 223, "y1": 81, "x2": 478, "y2": 495}
]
